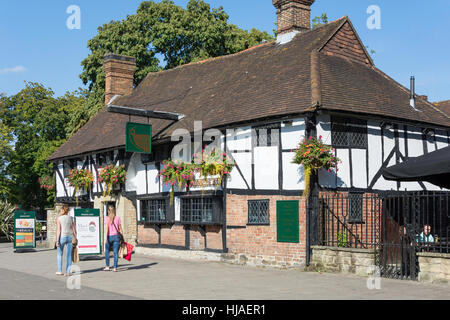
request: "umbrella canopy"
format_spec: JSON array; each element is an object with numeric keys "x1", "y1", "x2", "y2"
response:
[{"x1": 382, "y1": 146, "x2": 450, "y2": 189}]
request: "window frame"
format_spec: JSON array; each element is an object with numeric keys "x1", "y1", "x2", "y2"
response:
[
  {"x1": 347, "y1": 192, "x2": 364, "y2": 224},
  {"x1": 140, "y1": 198, "x2": 168, "y2": 223},
  {"x1": 180, "y1": 196, "x2": 222, "y2": 225},
  {"x1": 247, "y1": 199, "x2": 270, "y2": 226},
  {"x1": 253, "y1": 123, "x2": 281, "y2": 147},
  {"x1": 331, "y1": 117, "x2": 368, "y2": 150}
]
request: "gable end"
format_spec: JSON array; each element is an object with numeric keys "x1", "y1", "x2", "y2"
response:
[{"x1": 319, "y1": 21, "x2": 373, "y2": 66}]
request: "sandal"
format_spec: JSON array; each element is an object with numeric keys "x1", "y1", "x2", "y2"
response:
[
  {"x1": 55, "y1": 272, "x2": 63, "y2": 276},
  {"x1": 64, "y1": 273, "x2": 71, "y2": 277},
  {"x1": 112, "y1": 268, "x2": 117, "y2": 272},
  {"x1": 103, "y1": 267, "x2": 110, "y2": 271}
]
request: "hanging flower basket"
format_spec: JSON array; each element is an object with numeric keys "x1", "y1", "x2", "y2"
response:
[
  {"x1": 67, "y1": 169, "x2": 94, "y2": 205},
  {"x1": 193, "y1": 147, "x2": 234, "y2": 191},
  {"x1": 38, "y1": 175, "x2": 55, "y2": 191},
  {"x1": 292, "y1": 136, "x2": 340, "y2": 199},
  {"x1": 98, "y1": 164, "x2": 127, "y2": 197},
  {"x1": 158, "y1": 159, "x2": 196, "y2": 205}
]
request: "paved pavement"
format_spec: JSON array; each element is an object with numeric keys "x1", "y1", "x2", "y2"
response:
[{"x1": 0, "y1": 242, "x2": 449, "y2": 300}]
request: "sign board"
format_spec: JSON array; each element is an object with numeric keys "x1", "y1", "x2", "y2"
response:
[
  {"x1": 14, "y1": 211, "x2": 36, "y2": 249},
  {"x1": 276, "y1": 200, "x2": 299, "y2": 243},
  {"x1": 126, "y1": 122, "x2": 152, "y2": 154},
  {"x1": 74, "y1": 208, "x2": 102, "y2": 255}
]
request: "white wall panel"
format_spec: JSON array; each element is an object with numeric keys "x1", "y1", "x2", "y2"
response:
[
  {"x1": 407, "y1": 126, "x2": 424, "y2": 157},
  {"x1": 374, "y1": 127, "x2": 397, "y2": 190},
  {"x1": 282, "y1": 152, "x2": 303, "y2": 190},
  {"x1": 226, "y1": 152, "x2": 252, "y2": 189},
  {"x1": 352, "y1": 149, "x2": 367, "y2": 188},
  {"x1": 254, "y1": 146, "x2": 278, "y2": 190},
  {"x1": 147, "y1": 163, "x2": 160, "y2": 194},
  {"x1": 56, "y1": 161, "x2": 65, "y2": 198},
  {"x1": 336, "y1": 149, "x2": 350, "y2": 188},
  {"x1": 316, "y1": 115, "x2": 332, "y2": 145},
  {"x1": 435, "y1": 130, "x2": 449, "y2": 150},
  {"x1": 226, "y1": 126, "x2": 252, "y2": 151},
  {"x1": 281, "y1": 118, "x2": 306, "y2": 150},
  {"x1": 367, "y1": 121, "x2": 382, "y2": 187}
]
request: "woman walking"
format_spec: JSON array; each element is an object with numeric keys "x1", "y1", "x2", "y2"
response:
[
  {"x1": 104, "y1": 204, "x2": 123, "y2": 272},
  {"x1": 56, "y1": 204, "x2": 77, "y2": 276}
]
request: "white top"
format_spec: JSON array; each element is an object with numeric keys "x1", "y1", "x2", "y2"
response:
[{"x1": 58, "y1": 215, "x2": 73, "y2": 238}]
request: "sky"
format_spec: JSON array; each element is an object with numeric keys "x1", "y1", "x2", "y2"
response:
[{"x1": 0, "y1": 0, "x2": 449, "y2": 102}]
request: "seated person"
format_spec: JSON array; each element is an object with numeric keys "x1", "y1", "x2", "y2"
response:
[{"x1": 417, "y1": 225, "x2": 434, "y2": 244}]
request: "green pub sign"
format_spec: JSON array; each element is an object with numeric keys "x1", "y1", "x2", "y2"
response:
[
  {"x1": 14, "y1": 210, "x2": 36, "y2": 249},
  {"x1": 126, "y1": 122, "x2": 152, "y2": 154},
  {"x1": 276, "y1": 200, "x2": 299, "y2": 243}
]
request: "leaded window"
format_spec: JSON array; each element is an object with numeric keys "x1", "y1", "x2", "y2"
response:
[
  {"x1": 181, "y1": 198, "x2": 213, "y2": 223},
  {"x1": 141, "y1": 199, "x2": 167, "y2": 222},
  {"x1": 331, "y1": 118, "x2": 367, "y2": 149},
  {"x1": 63, "y1": 160, "x2": 75, "y2": 178},
  {"x1": 348, "y1": 193, "x2": 364, "y2": 224},
  {"x1": 253, "y1": 123, "x2": 280, "y2": 147},
  {"x1": 248, "y1": 199, "x2": 270, "y2": 225}
]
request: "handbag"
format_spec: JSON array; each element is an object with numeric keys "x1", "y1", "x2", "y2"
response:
[
  {"x1": 71, "y1": 246, "x2": 79, "y2": 263},
  {"x1": 111, "y1": 216, "x2": 125, "y2": 246}
]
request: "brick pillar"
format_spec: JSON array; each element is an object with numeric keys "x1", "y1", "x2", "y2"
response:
[
  {"x1": 273, "y1": 0, "x2": 315, "y2": 35},
  {"x1": 104, "y1": 53, "x2": 136, "y2": 105},
  {"x1": 46, "y1": 203, "x2": 65, "y2": 249}
]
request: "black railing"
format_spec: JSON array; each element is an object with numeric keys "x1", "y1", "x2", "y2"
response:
[
  {"x1": 314, "y1": 193, "x2": 383, "y2": 249},
  {"x1": 312, "y1": 191, "x2": 450, "y2": 280}
]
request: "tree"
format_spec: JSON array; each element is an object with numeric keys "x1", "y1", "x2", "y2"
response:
[
  {"x1": 0, "y1": 200, "x2": 14, "y2": 241},
  {"x1": 312, "y1": 13, "x2": 328, "y2": 28},
  {"x1": 79, "y1": 0, "x2": 273, "y2": 118},
  {"x1": 0, "y1": 82, "x2": 86, "y2": 211}
]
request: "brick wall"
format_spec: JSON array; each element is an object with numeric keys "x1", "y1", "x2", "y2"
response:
[
  {"x1": 274, "y1": 0, "x2": 314, "y2": 35},
  {"x1": 137, "y1": 193, "x2": 308, "y2": 268},
  {"x1": 104, "y1": 54, "x2": 136, "y2": 105},
  {"x1": 225, "y1": 194, "x2": 307, "y2": 268}
]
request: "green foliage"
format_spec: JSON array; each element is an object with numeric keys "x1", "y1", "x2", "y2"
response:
[
  {"x1": 80, "y1": 0, "x2": 273, "y2": 98},
  {"x1": 337, "y1": 232, "x2": 348, "y2": 248},
  {"x1": 312, "y1": 13, "x2": 328, "y2": 28},
  {"x1": 0, "y1": 200, "x2": 15, "y2": 241},
  {"x1": 0, "y1": 1, "x2": 273, "y2": 212},
  {"x1": 0, "y1": 82, "x2": 86, "y2": 211}
]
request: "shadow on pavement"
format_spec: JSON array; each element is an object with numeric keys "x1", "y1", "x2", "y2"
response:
[{"x1": 80, "y1": 263, "x2": 158, "y2": 274}]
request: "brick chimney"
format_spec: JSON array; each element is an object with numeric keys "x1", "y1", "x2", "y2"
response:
[
  {"x1": 104, "y1": 53, "x2": 136, "y2": 105},
  {"x1": 273, "y1": 0, "x2": 315, "y2": 44}
]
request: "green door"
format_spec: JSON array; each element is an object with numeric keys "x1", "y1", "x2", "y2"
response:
[{"x1": 276, "y1": 200, "x2": 299, "y2": 243}]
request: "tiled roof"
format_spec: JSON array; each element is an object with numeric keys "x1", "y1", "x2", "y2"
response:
[
  {"x1": 48, "y1": 17, "x2": 450, "y2": 161},
  {"x1": 434, "y1": 100, "x2": 450, "y2": 117}
]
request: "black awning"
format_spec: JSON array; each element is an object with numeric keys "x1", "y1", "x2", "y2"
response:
[{"x1": 382, "y1": 146, "x2": 450, "y2": 189}]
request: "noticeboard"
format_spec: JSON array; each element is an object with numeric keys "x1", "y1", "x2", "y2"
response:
[
  {"x1": 126, "y1": 122, "x2": 152, "y2": 154},
  {"x1": 276, "y1": 200, "x2": 299, "y2": 243},
  {"x1": 14, "y1": 211, "x2": 36, "y2": 249},
  {"x1": 74, "y1": 208, "x2": 102, "y2": 255}
]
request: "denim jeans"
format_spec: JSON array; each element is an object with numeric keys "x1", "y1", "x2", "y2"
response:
[
  {"x1": 57, "y1": 236, "x2": 73, "y2": 274},
  {"x1": 105, "y1": 235, "x2": 120, "y2": 269}
]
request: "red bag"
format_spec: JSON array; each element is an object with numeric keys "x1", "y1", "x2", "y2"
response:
[{"x1": 123, "y1": 242, "x2": 134, "y2": 262}]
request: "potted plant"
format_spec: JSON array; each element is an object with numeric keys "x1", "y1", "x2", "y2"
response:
[
  {"x1": 38, "y1": 175, "x2": 55, "y2": 191},
  {"x1": 292, "y1": 136, "x2": 340, "y2": 199},
  {"x1": 193, "y1": 147, "x2": 234, "y2": 191},
  {"x1": 159, "y1": 159, "x2": 196, "y2": 205},
  {"x1": 67, "y1": 169, "x2": 94, "y2": 205},
  {"x1": 98, "y1": 164, "x2": 127, "y2": 197}
]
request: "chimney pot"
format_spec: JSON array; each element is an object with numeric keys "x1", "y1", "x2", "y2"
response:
[{"x1": 104, "y1": 53, "x2": 136, "y2": 105}]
